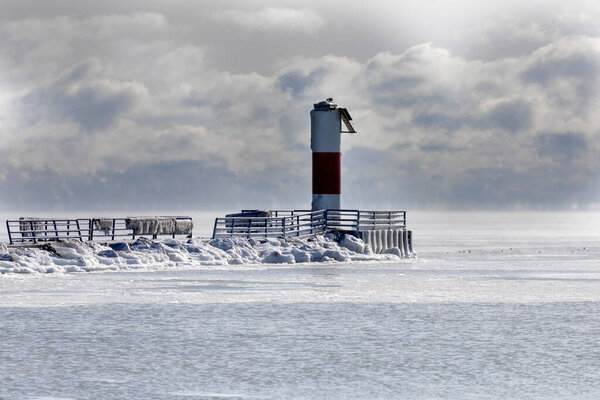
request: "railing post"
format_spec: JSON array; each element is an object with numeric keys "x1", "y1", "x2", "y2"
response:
[
  {"x1": 310, "y1": 212, "x2": 313, "y2": 235},
  {"x1": 112, "y1": 218, "x2": 116, "y2": 241},
  {"x1": 89, "y1": 220, "x2": 94, "y2": 241},
  {"x1": 247, "y1": 218, "x2": 251, "y2": 239},
  {"x1": 53, "y1": 220, "x2": 59, "y2": 240},
  {"x1": 212, "y1": 218, "x2": 219, "y2": 239},
  {"x1": 75, "y1": 220, "x2": 83, "y2": 242},
  {"x1": 6, "y1": 221, "x2": 13, "y2": 245},
  {"x1": 282, "y1": 217, "x2": 286, "y2": 238},
  {"x1": 30, "y1": 221, "x2": 37, "y2": 244}
]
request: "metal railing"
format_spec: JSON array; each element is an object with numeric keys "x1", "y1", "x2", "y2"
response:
[
  {"x1": 88, "y1": 216, "x2": 193, "y2": 242},
  {"x1": 6, "y1": 216, "x2": 193, "y2": 245},
  {"x1": 213, "y1": 210, "x2": 327, "y2": 239},
  {"x1": 212, "y1": 209, "x2": 406, "y2": 239},
  {"x1": 356, "y1": 210, "x2": 406, "y2": 230},
  {"x1": 6, "y1": 218, "x2": 91, "y2": 244}
]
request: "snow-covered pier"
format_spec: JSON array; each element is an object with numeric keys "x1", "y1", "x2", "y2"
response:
[{"x1": 213, "y1": 209, "x2": 414, "y2": 256}]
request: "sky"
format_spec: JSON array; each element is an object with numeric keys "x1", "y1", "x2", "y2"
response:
[{"x1": 1, "y1": 0, "x2": 599, "y2": 212}]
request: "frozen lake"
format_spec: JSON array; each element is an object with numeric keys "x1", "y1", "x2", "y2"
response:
[{"x1": 1, "y1": 211, "x2": 600, "y2": 399}]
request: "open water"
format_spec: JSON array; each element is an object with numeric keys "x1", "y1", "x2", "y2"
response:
[{"x1": 1, "y1": 211, "x2": 600, "y2": 399}]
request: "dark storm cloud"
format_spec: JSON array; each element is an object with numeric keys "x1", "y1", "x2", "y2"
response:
[
  {"x1": 369, "y1": 76, "x2": 425, "y2": 109},
  {"x1": 484, "y1": 100, "x2": 533, "y2": 133},
  {"x1": 523, "y1": 54, "x2": 600, "y2": 85},
  {"x1": 405, "y1": 99, "x2": 533, "y2": 134},
  {"x1": 277, "y1": 68, "x2": 326, "y2": 98},
  {"x1": 520, "y1": 37, "x2": 600, "y2": 112},
  {"x1": 536, "y1": 133, "x2": 588, "y2": 161},
  {"x1": 19, "y1": 60, "x2": 143, "y2": 132},
  {"x1": 0, "y1": 159, "x2": 310, "y2": 212},
  {"x1": 522, "y1": 50, "x2": 599, "y2": 85}
]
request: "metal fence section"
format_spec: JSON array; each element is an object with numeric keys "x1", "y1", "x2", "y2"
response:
[
  {"x1": 6, "y1": 218, "x2": 91, "y2": 244},
  {"x1": 212, "y1": 209, "x2": 406, "y2": 239},
  {"x1": 212, "y1": 210, "x2": 327, "y2": 239},
  {"x1": 6, "y1": 216, "x2": 193, "y2": 245},
  {"x1": 355, "y1": 210, "x2": 406, "y2": 230}
]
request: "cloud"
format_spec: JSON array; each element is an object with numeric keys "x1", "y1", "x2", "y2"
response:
[
  {"x1": 277, "y1": 67, "x2": 326, "y2": 98},
  {"x1": 484, "y1": 99, "x2": 533, "y2": 133},
  {"x1": 1, "y1": 6, "x2": 600, "y2": 211},
  {"x1": 536, "y1": 132, "x2": 588, "y2": 161},
  {"x1": 213, "y1": 7, "x2": 325, "y2": 33},
  {"x1": 20, "y1": 59, "x2": 146, "y2": 131}
]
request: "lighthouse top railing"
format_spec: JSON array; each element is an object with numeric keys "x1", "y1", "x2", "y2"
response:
[{"x1": 211, "y1": 209, "x2": 406, "y2": 239}]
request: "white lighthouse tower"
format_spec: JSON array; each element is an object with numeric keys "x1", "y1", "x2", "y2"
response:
[{"x1": 311, "y1": 98, "x2": 356, "y2": 211}]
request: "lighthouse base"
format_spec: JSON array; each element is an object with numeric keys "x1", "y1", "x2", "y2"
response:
[{"x1": 311, "y1": 194, "x2": 340, "y2": 211}]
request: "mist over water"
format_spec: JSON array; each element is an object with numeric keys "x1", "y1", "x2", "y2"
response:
[{"x1": 1, "y1": 211, "x2": 600, "y2": 399}]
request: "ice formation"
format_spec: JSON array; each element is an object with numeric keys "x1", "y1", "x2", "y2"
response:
[
  {"x1": 124, "y1": 217, "x2": 193, "y2": 235},
  {"x1": 0, "y1": 233, "x2": 407, "y2": 274},
  {"x1": 174, "y1": 219, "x2": 194, "y2": 235},
  {"x1": 93, "y1": 218, "x2": 114, "y2": 234},
  {"x1": 18, "y1": 217, "x2": 45, "y2": 237},
  {"x1": 360, "y1": 229, "x2": 414, "y2": 256}
]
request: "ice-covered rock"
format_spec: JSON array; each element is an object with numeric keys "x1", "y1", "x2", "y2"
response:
[
  {"x1": 323, "y1": 249, "x2": 349, "y2": 262},
  {"x1": 0, "y1": 232, "x2": 408, "y2": 274},
  {"x1": 263, "y1": 250, "x2": 295, "y2": 264},
  {"x1": 291, "y1": 248, "x2": 311, "y2": 263},
  {"x1": 54, "y1": 247, "x2": 83, "y2": 260},
  {"x1": 339, "y1": 234, "x2": 365, "y2": 254},
  {"x1": 98, "y1": 249, "x2": 119, "y2": 258},
  {"x1": 109, "y1": 242, "x2": 130, "y2": 252},
  {"x1": 383, "y1": 247, "x2": 402, "y2": 257}
]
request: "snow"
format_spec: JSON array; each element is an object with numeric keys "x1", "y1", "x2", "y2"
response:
[
  {"x1": 93, "y1": 218, "x2": 114, "y2": 233},
  {"x1": 339, "y1": 234, "x2": 365, "y2": 254},
  {"x1": 18, "y1": 217, "x2": 45, "y2": 237},
  {"x1": 124, "y1": 217, "x2": 193, "y2": 235},
  {"x1": 0, "y1": 233, "x2": 403, "y2": 274},
  {"x1": 174, "y1": 219, "x2": 193, "y2": 234},
  {"x1": 1, "y1": 212, "x2": 600, "y2": 399},
  {"x1": 383, "y1": 247, "x2": 402, "y2": 257}
]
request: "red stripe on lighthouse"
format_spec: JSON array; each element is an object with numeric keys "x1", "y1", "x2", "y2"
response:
[{"x1": 312, "y1": 152, "x2": 341, "y2": 194}]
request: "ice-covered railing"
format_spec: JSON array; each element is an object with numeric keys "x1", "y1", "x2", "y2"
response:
[
  {"x1": 212, "y1": 209, "x2": 406, "y2": 239},
  {"x1": 212, "y1": 210, "x2": 327, "y2": 239},
  {"x1": 6, "y1": 216, "x2": 193, "y2": 245}
]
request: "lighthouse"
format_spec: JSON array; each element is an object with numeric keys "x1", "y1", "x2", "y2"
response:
[{"x1": 310, "y1": 98, "x2": 356, "y2": 211}]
